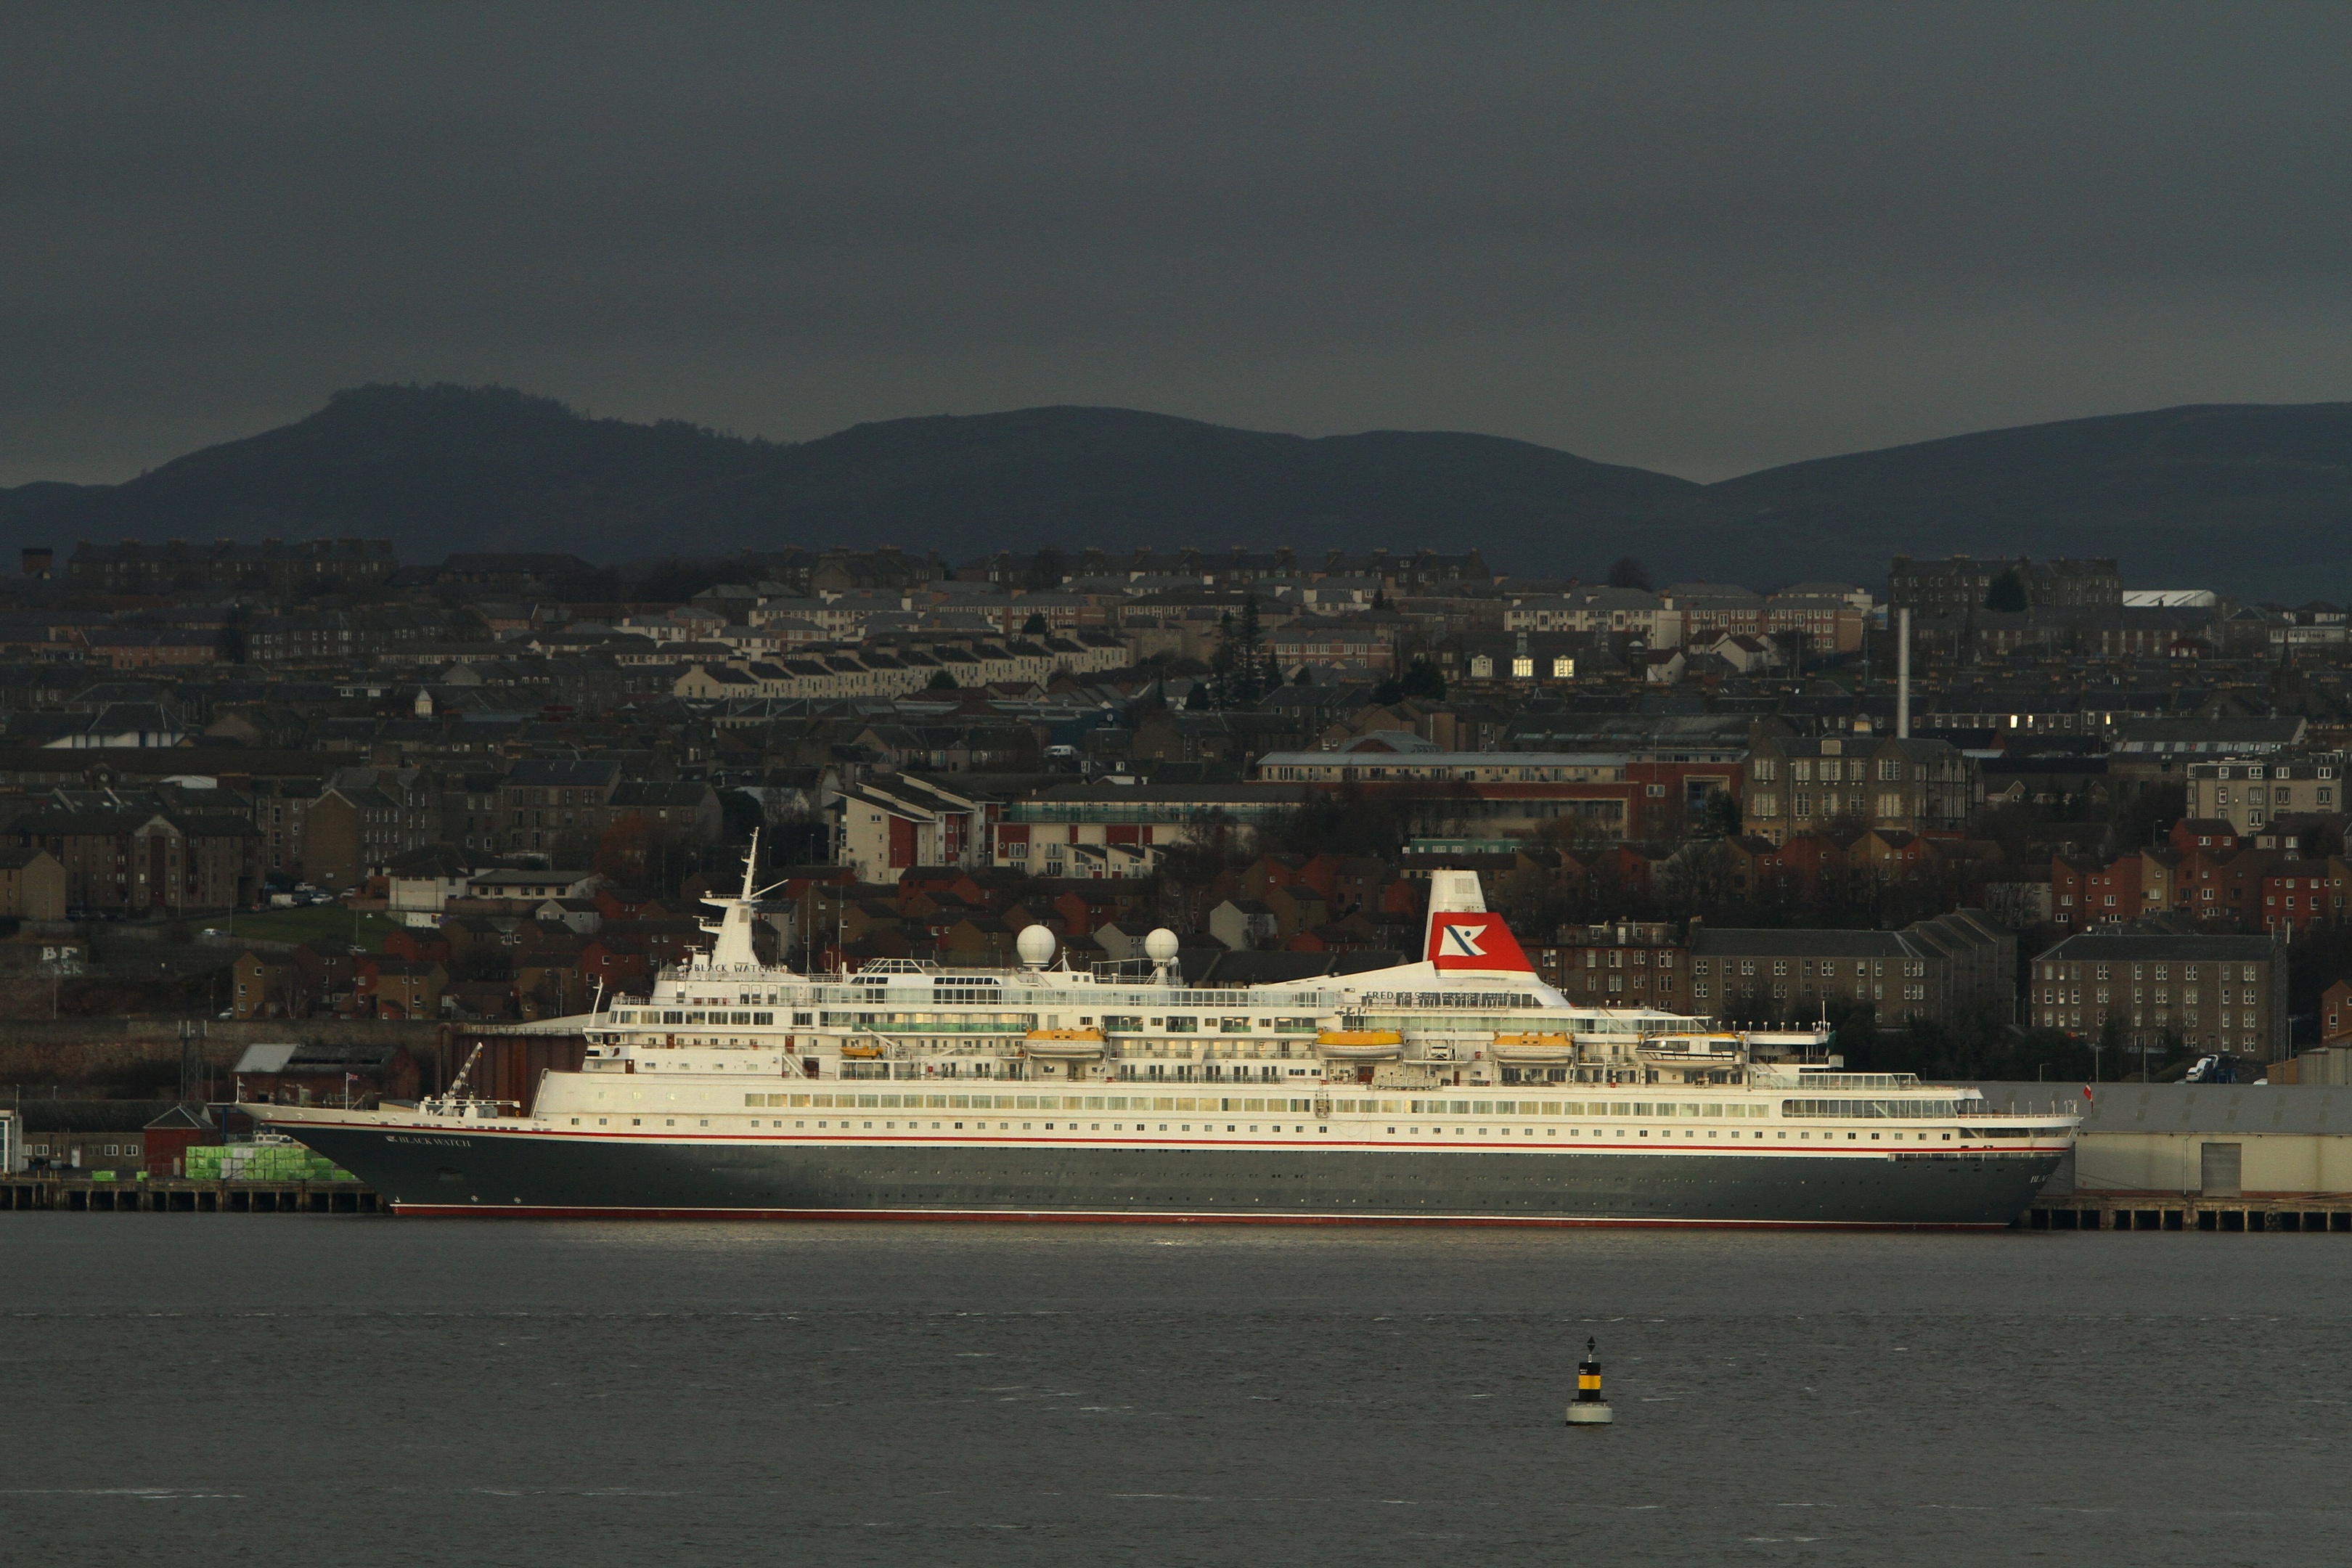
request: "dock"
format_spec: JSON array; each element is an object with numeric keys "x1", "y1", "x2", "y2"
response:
[
  {"x1": 2025, "y1": 1192, "x2": 2352, "y2": 1232},
  {"x1": 0, "y1": 1177, "x2": 380, "y2": 1214}
]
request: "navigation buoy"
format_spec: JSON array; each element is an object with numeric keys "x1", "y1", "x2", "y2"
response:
[{"x1": 1565, "y1": 1336, "x2": 1613, "y2": 1425}]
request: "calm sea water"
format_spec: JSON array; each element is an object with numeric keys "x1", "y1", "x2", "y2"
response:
[{"x1": 5, "y1": 1217, "x2": 2348, "y2": 1567}]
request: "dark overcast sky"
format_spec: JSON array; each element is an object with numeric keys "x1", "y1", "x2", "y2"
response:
[{"x1": 4, "y1": 2, "x2": 2350, "y2": 486}]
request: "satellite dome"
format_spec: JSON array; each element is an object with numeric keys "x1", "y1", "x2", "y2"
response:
[
  {"x1": 1016, "y1": 924, "x2": 1058, "y2": 967},
  {"x1": 1143, "y1": 928, "x2": 1181, "y2": 963}
]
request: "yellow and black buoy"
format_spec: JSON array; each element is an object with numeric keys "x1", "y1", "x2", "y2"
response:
[{"x1": 1565, "y1": 1336, "x2": 1613, "y2": 1425}]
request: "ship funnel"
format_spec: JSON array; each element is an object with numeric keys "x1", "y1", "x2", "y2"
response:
[{"x1": 1420, "y1": 867, "x2": 1534, "y2": 975}]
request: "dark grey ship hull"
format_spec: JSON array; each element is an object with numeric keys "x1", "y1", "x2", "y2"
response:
[{"x1": 282, "y1": 1123, "x2": 2063, "y2": 1229}]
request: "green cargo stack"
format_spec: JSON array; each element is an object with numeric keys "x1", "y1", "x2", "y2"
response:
[{"x1": 184, "y1": 1143, "x2": 357, "y2": 1183}]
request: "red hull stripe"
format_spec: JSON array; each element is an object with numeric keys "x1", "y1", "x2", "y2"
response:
[{"x1": 385, "y1": 1203, "x2": 2006, "y2": 1231}]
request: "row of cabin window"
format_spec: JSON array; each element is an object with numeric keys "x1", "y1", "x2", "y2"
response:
[
  {"x1": 653, "y1": 1118, "x2": 1967, "y2": 1144},
  {"x1": 746, "y1": 1092, "x2": 1322, "y2": 1111}
]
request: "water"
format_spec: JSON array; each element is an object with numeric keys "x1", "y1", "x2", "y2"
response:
[{"x1": 7, "y1": 1218, "x2": 2349, "y2": 1567}]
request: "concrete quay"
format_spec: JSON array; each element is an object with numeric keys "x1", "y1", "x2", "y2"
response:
[
  {"x1": 0, "y1": 1176, "x2": 380, "y2": 1214},
  {"x1": 2025, "y1": 1191, "x2": 2352, "y2": 1232}
]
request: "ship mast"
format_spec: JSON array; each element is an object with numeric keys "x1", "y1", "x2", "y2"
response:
[{"x1": 698, "y1": 829, "x2": 784, "y2": 973}]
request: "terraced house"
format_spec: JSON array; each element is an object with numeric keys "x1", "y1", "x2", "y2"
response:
[
  {"x1": 2031, "y1": 931, "x2": 2288, "y2": 1057},
  {"x1": 1686, "y1": 913, "x2": 2014, "y2": 1030},
  {"x1": 6, "y1": 804, "x2": 260, "y2": 913},
  {"x1": 1739, "y1": 733, "x2": 1977, "y2": 844},
  {"x1": 2184, "y1": 753, "x2": 2345, "y2": 834}
]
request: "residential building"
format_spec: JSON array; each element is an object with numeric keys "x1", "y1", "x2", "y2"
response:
[
  {"x1": 2030, "y1": 931, "x2": 2288, "y2": 1058},
  {"x1": 0, "y1": 846, "x2": 67, "y2": 920},
  {"x1": 2184, "y1": 753, "x2": 2344, "y2": 834},
  {"x1": 1687, "y1": 913, "x2": 2013, "y2": 1029},
  {"x1": 1535, "y1": 920, "x2": 1689, "y2": 1008},
  {"x1": 1739, "y1": 733, "x2": 1977, "y2": 844},
  {"x1": 356, "y1": 957, "x2": 446, "y2": 1020},
  {"x1": 1887, "y1": 555, "x2": 2120, "y2": 618},
  {"x1": 992, "y1": 782, "x2": 1308, "y2": 875},
  {"x1": 68, "y1": 536, "x2": 398, "y2": 593},
  {"x1": 498, "y1": 759, "x2": 624, "y2": 855},
  {"x1": 6, "y1": 806, "x2": 260, "y2": 913},
  {"x1": 833, "y1": 775, "x2": 992, "y2": 882}
]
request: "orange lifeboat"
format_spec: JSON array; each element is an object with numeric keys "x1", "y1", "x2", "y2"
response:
[
  {"x1": 1490, "y1": 1031, "x2": 1577, "y2": 1063},
  {"x1": 1315, "y1": 1028, "x2": 1404, "y2": 1061},
  {"x1": 1024, "y1": 1027, "x2": 1106, "y2": 1059}
]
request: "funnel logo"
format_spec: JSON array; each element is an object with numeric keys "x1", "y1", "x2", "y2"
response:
[
  {"x1": 1425, "y1": 911, "x2": 1534, "y2": 973},
  {"x1": 1439, "y1": 923, "x2": 1491, "y2": 959}
]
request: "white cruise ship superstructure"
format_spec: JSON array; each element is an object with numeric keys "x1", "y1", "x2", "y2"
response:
[{"x1": 253, "y1": 854, "x2": 2075, "y2": 1228}]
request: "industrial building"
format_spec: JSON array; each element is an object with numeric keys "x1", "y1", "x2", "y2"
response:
[{"x1": 1979, "y1": 1082, "x2": 2352, "y2": 1200}]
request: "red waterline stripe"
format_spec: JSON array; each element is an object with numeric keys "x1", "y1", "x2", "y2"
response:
[{"x1": 385, "y1": 1202, "x2": 2006, "y2": 1232}]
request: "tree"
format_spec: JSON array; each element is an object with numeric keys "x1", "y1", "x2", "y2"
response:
[
  {"x1": 1237, "y1": 594, "x2": 1265, "y2": 693},
  {"x1": 1021, "y1": 612, "x2": 1049, "y2": 635},
  {"x1": 719, "y1": 790, "x2": 767, "y2": 844},
  {"x1": 1025, "y1": 547, "x2": 1067, "y2": 591},
  {"x1": 547, "y1": 826, "x2": 600, "y2": 868},
  {"x1": 1985, "y1": 569, "x2": 2029, "y2": 613},
  {"x1": 1608, "y1": 556, "x2": 1653, "y2": 592},
  {"x1": 594, "y1": 814, "x2": 653, "y2": 883},
  {"x1": 215, "y1": 605, "x2": 250, "y2": 664},
  {"x1": 1398, "y1": 657, "x2": 1446, "y2": 701},
  {"x1": 926, "y1": 668, "x2": 957, "y2": 690},
  {"x1": 2094, "y1": 1012, "x2": 2124, "y2": 1082},
  {"x1": 1184, "y1": 681, "x2": 1212, "y2": 710},
  {"x1": 1208, "y1": 630, "x2": 1236, "y2": 709},
  {"x1": 1700, "y1": 789, "x2": 1744, "y2": 838}
]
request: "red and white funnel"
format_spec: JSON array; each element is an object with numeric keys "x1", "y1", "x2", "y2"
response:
[{"x1": 1421, "y1": 869, "x2": 1535, "y2": 975}]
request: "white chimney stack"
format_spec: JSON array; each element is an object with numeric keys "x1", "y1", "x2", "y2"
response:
[{"x1": 1896, "y1": 606, "x2": 1911, "y2": 739}]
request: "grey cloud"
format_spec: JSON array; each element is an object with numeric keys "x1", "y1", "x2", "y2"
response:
[{"x1": 3, "y1": 2, "x2": 2349, "y2": 485}]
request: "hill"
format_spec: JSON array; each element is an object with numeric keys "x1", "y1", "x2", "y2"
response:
[
  {"x1": 647, "y1": 404, "x2": 1704, "y2": 568},
  {"x1": 5, "y1": 384, "x2": 2351, "y2": 595},
  {"x1": 0, "y1": 385, "x2": 781, "y2": 558},
  {"x1": 0, "y1": 386, "x2": 1702, "y2": 575},
  {"x1": 1703, "y1": 402, "x2": 2352, "y2": 597}
]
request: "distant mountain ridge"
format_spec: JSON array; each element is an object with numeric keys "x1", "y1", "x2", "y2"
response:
[{"x1": 4, "y1": 383, "x2": 2348, "y2": 597}]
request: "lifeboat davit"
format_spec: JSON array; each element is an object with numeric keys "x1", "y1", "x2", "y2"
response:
[
  {"x1": 1636, "y1": 1032, "x2": 1744, "y2": 1064},
  {"x1": 1315, "y1": 1028, "x2": 1404, "y2": 1061}
]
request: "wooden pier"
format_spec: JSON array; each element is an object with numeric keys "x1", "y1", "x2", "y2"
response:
[
  {"x1": 0, "y1": 1177, "x2": 380, "y2": 1214},
  {"x1": 2025, "y1": 1192, "x2": 2352, "y2": 1233}
]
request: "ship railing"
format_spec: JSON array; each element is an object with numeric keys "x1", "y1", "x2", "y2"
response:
[
  {"x1": 417, "y1": 1096, "x2": 521, "y2": 1120},
  {"x1": 1750, "y1": 1069, "x2": 1923, "y2": 1090}
]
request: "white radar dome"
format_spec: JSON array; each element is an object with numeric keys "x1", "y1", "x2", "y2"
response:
[
  {"x1": 1016, "y1": 924, "x2": 1058, "y2": 967},
  {"x1": 1143, "y1": 928, "x2": 1181, "y2": 963}
]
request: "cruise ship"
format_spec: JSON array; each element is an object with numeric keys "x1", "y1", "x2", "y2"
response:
[{"x1": 251, "y1": 849, "x2": 2075, "y2": 1228}]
